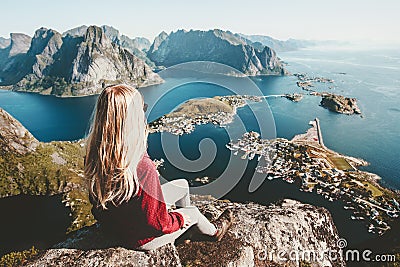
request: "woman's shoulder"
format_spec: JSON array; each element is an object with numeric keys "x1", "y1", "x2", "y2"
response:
[{"x1": 136, "y1": 152, "x2": 157, "y2": 177}]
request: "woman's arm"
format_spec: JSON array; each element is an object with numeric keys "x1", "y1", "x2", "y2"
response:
[{"x1": 138, "y1": 156, "x2": 185, "y2": 234}]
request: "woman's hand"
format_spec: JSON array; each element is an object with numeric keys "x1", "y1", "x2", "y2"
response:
[{"x1": 176, "y1": 211, "x2": 191, "y2": 228}]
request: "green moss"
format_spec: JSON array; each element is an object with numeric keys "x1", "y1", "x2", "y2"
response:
[
  {"x1": 299, "y1": 260, "x2": 312, "y2": 267},
  {"x1": 0, "y1": 246, "x2": 38, "y2": 267},
  {"x1": 0, "y1": 140, "x2": 95, "y2": 233}
]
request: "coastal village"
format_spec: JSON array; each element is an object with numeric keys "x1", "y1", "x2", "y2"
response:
[
  {"x1": 226, "y1": 119, "x2": 400, "y2": 236},
  {"x1": 147, "y1": 84, "x2": 395, "y2": 237},
  {"x1": 149, "y1": 94, "x2": 305, "y2": 135},
  {"x1": 148, "y1": 95, "x2": 262, "y2": 135}
]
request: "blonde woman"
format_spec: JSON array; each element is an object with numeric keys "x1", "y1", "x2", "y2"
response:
[{"x1": 85, "y1": 84, "x2": 233, "y2": 251}]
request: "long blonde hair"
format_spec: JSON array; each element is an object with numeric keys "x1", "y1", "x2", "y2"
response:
[{"x1": 85, "y1": 84, "x2": 148, "y2": 209}]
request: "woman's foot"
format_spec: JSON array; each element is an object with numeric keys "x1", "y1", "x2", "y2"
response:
[{"x1": 213, "y1": 209, "x2": 233, "y2": 241}]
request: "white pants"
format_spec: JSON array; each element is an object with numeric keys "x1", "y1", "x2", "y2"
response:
[{"x1": 136, "y1": 179, "x2": 217, "y2": 251}]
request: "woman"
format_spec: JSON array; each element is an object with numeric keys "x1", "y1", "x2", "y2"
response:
[{"x1": 84, "y1": 84, "x2": 233, "y2": 251}]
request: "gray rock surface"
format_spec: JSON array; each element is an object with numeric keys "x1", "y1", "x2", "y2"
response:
[
  {"x1": 8, "y1": 33, "x2": 32, "y2": 57},
  {"x1": 147, "y1": 29, "x2": 287, "y2": 76},
  {"x1": 0, "y1": 108, "x2": 39, "y2": 155},
  {"x1": 26, "y1": 195, "x2": 344, "y2": 267},
  {"x1": 148, "y1": 31, "x2": 168, "y2": 54},
  {"x1": 29, "y1": 28, "x2": 64, "y2": 78}
]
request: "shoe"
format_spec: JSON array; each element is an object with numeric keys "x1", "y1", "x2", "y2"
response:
[{"x1": 213, "y1": 209, "x2": 233, "y2": 241}]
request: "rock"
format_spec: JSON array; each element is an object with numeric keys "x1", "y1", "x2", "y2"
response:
[
  {"x1": 320, "y1": 94, "x2": 361, "y2": 115},
  {"x1": 24, "y1": 224, "x2": 181, "y2": 267},
  {"x1": 147, "y1": 29, "x2": 286, "y2": 76},
  {"x1": 0, "y1": 108, "x2": 39, "y2": 155},
  {"x1": 25, "y1": 195, "x2": 344, "y2": 267}
]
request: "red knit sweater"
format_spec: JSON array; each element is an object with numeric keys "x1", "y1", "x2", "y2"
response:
[{"x1": 90, "y1": 153, "x2": 184, "y2": 248}]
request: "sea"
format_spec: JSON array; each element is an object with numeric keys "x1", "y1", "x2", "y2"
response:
[{"x1": 0, "y1": 46, "x2": 399, "y2": 247}]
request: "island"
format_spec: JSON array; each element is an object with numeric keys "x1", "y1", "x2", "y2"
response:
[
  {"x1": 149, "y1": 94, "x2": 308, "y2": 136},
  {"x1": 284, "y1": 93, "x2": 303, "y2": 102},
  {"x1": 294, "y1": 72, "x2": 362, "y2": 115},
  {"x1": 319, "y1": 93, "x2": 361, "y2": 115},
  {"x1": 148, "y1": 95, "x2": 262, "y2": 135},
  {"x1": 226, "y1": 118, "x2": 399, "y2": 235}
]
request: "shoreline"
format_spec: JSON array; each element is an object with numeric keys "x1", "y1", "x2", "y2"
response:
[
  {"x1": 0, "y1": 79, "x2": 163, "y2": 99},
  {"x1": 227, "y1": 118, "x2": 399, "y2": 236}
]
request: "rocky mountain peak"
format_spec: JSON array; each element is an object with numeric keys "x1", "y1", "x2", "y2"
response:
[
  {"x1": 148, "y1": 29, "x2": 286, "y2": 76},
  {"x1": 63, "y1": 25, "x2": 89, "y2": 37},
  {"x1": 30, "y1": 28, "x2": 63, "y2": 53},
  {"x1": 101, "y1": 25, "x2": 120, "y2": 42},
  {"x1": 27, "y1": 28, "x2": 63, "y2": 78},
  {"x1": 148, "y1": 31, "x2": 169, "y2": 53},
  {"x1": 0, "y1": 37, "x2": 11, "y2": 49},
  {"x1": 8, "y1": 33, "x2": 32, "y2": 57},
  {"x1": 83, "y1": 25, "x2": 109, "y2": 47},
  {"x1": 211, "y1": 29, "x2": 245, "y2": 46}
]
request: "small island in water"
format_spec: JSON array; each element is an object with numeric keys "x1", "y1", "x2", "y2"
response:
[{"x1": 294, "y1": 72, "x2": 362, "y2": 115}]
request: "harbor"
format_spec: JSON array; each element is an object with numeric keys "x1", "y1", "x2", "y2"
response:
[{"x1": 226, "y1": 118, "x2": 400, "y2": 235}]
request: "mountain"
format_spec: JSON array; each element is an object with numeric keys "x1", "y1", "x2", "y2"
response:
[
  {"x1": 0, "y1": 33, "x2": 32, "y2": 84},
  {"x1": 238, "y1": 34, "x2": 316, "y2": 52},
  {"x1": 64, "y1": 25, "x2": 154, "y2": 67},
  {"x1": 148, "y1": 31, "x2": 168, "y2": 53},
  {"x1": 0, "y1": 26, "x2": 162, "y2": 96},
  {"x1": 148, "y1": 29, "x2": 287, "y2": 76},
  {"x1": 0, "y1": 37, "x2": 11, "y2": 49}
]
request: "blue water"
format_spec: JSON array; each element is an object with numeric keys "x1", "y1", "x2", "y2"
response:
[
  {"x1": 0, "y1": 91, "x2": 97, "y2": 141},
  {"x1": 0, "y1": 48, "x2": 399, "y2": 245},
  {"x1": 4, "y1": 48, "x2": 397, "y2": 188},
  {"x1": 278, "y1": 48, "x2": 400, "y2": 190}
]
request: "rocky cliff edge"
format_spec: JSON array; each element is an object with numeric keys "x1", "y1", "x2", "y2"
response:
[{"x1": 25, "y1": 195, "x2": 344, "y2": 267}]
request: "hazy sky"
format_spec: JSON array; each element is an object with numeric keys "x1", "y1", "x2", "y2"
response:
[{"x1": 1, "y1": 0, "x2": 400, "y2": 43}]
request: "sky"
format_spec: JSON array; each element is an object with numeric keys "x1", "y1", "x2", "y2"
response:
[{"x1": 1, "y1": 0, "x2": 400, "y2": 43}]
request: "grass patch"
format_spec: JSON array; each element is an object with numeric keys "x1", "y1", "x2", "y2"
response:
[
  {"x1": 363, "y1": 181, "x2": 384, "y2": 197},
  {"x1": 169, "y1": 97, "x2": 233, "y2": 118},
  {"x1": 329, "y1": 156, "x2": 353, "y2": 170}
]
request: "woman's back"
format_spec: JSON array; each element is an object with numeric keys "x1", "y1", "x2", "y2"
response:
[{"x1": 90, "y1": 153, "x2": 184, "y2": 248}]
